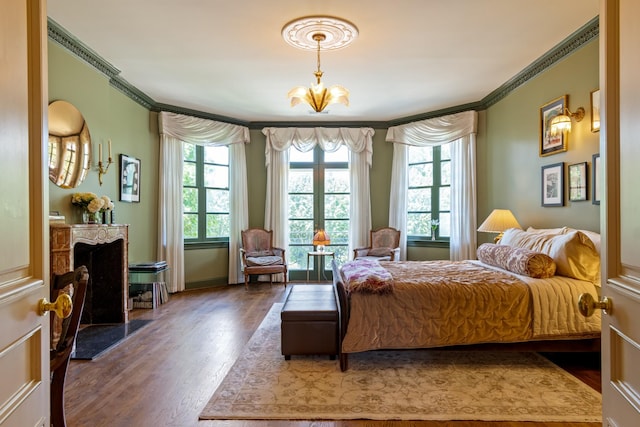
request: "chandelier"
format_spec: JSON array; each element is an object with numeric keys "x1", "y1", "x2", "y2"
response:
[{"x1": 282, "y1": 16, "x2": 358, "y2": 113}]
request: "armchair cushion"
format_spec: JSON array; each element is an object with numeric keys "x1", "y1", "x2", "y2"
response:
[
  {"x1": 246, "y1": 255, "x2": 284, "y2": 266},
  {"x1": 367, "y1": 247, "x2": 392, "y2": 257}
]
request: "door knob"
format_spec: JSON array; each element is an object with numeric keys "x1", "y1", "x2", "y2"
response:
[
  {"x1": 578, "y1": 293, "x2": 612, "y2": 317},
  {"x1": 38, "y1": 294, "x2": 73, "y2": 318}
]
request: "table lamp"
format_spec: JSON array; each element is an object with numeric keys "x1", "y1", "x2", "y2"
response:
[
  {"x1": 312, "y1": 229, "x2": 330, "y2": 252},
  {"x1": 477, "y1": 209, "x2": 522, "y2": 243}
]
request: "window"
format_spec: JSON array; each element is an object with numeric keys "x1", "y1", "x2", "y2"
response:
[
  {"x1": 183, "y1": 144, "x2": 230, "y2": 242},
  {"x1": 288, "y1": 146, "x2": 350, "y2": 279},
  {"x1": 407, "y1": 144, "x2": 451, "y2": 241}
]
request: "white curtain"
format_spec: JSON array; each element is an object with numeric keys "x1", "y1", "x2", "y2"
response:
[
  {"x1": 262, "y1": 127, "x2": 374, "y2": 262},
  {"x1": 385, "y1": 111, "x2": 478, "y2": 261},
  {"x1": 158, "y1": 112, "x2": 251, "y2": 291}
]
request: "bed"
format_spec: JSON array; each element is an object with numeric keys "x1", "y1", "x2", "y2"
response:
[{"x1": 332, "y1": 227, "x2": 602, "y2": 371}]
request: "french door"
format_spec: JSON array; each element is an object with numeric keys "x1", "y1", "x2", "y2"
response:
[{"x1": 288, "y1": 145, "x2": 350, "y2": 281}]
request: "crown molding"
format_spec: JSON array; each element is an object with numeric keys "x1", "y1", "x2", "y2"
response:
[{"x1": 48, "y1": 16, "x2": 599, "y2": 128}]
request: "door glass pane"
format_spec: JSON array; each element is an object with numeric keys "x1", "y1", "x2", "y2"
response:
[
  {"x1": 325, "y1": 219, "x2": 348, "y2": 244},
  {"x1": 184, "y1": 143, "x2": 196, "y2": 161},
  {"x1": 289, "y1": 194, "x2": 314, "y2": 218},
  {"x1": 289, "y1": 245, "x2": 313, "y2": 270},
  {"x1": 325, "y1": 169, "x2": 349, "y2": 192},
  {"x1": 290, "y1": 219, "x2": 314, "y2": 245},
  {"x1": 289, "y1": 169, "x2": 313, "y2": 192},
  {"x1": 325, "y1": 194, "x2": 349, "y2": 218},
  {"x1": 439, "y1": 212, "x2": 451, "y2": 237},
  {"x1": 407, "y1": 213, "x2": 430, "y2": 236}
]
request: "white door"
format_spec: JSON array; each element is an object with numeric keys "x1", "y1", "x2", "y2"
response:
[
  {"x1": 0, "y1": 0, "x2": 50, "y2": 425},
  {"x1": 599, "y1": 0, "x2": 640, "y2": 425}
]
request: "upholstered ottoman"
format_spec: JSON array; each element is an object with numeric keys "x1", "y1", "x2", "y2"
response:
[{"x1": 281, "y1": 284, "x2": 339, "y2": 360}]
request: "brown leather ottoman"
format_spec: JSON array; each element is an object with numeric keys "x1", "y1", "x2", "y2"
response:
[{"x1": 281, "y1": 284, "x2": 338, "y2": 360}]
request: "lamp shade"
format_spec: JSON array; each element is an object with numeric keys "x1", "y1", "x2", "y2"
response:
[
  {"x1": 477, "y1": 209, "x2": 522, "y2": 233},
  {"x1": 312, "y1": 229, "x2": 331, "y2": 246}
]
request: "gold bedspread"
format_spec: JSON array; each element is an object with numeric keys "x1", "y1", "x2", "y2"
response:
[{"x1": 341, "y1": 260, "x2": 601, "y2": 353}]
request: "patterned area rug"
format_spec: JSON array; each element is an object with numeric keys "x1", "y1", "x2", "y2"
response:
[{"x1": 200, "y1": 304, "x2": 601, "y2": 422}]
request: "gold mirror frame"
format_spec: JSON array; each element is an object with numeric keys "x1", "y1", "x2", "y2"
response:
[{"x1": 48, "y1": 100, "x2": 92, "y2": 188}]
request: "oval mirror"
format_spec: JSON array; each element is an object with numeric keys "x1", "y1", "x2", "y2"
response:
[{"x1": 48, "y1": 100, "x2": 92, "y2": 188}]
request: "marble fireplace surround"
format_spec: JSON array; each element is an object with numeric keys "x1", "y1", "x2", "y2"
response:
[{"x1": 50, "y1": 223, "x2": 129, "y2": 324}]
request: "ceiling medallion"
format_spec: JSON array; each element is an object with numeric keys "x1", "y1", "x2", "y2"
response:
[
  {"x1": 283, "y1": 16, "x2": 358, "y2": 112},
  {"x1": 281, "y1": 16, "x2": 359, "y2": 51}
]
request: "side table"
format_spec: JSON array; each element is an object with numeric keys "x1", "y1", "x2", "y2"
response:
[{"x1": 306, "y1": 251, "x2": 335, "y2": 282}]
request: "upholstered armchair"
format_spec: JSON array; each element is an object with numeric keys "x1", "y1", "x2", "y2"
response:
[
  {"x1": 353, "y1": 227, "x2": 401, "y2": 261},
  {"x1": 240, "y1": 228, "x2": 288, "y2": 290}
]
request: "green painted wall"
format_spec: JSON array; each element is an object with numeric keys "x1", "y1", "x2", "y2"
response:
[
  {"x1": 48, "y1": 41, "x2": 158, "y2": 263},
  {"x1": 47, "y1": 36, "x2": 600, "y2": 286},
  {"x1": 479, "y1": 39, "x2": 600, "y2": 244}
]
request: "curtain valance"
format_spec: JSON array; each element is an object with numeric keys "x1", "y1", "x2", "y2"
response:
[
  {"x1": 385, "y1": 110, "x2": 477, "y2": 146},
  {"x1": 262, "y1": 127, "x2": 374, "y2": 167},
  {"x1": 159, "y1": 111, "x2": 250, "y2": 145}
]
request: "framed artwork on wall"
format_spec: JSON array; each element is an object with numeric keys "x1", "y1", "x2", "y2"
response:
[
  {"x1": 541, "y1": 162, "x2": 564, "y2": 207},
  {"x1": 119, "y1": 154, "x2": 141, "y2": 203},
  {"x1": 539, "y1": 95, "x2": 568, "y2": 157},
  {"x1": 592, "y1": 153, "x2": 601, "y2": 205},
  {"x1": 568, "y1": 162, "x2": 588, "y2": 202},
  {"x1": 590, "y1": 89, "x2": 601, "y2": 132}
]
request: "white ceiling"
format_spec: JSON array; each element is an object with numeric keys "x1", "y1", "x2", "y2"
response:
[{"x1": 47, "y1": 0, "x2": 599, "y2": 124}]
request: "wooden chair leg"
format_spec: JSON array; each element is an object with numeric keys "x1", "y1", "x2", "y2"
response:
[
  {"x1": 244, "y1": 273, "x2": 248, "y2": 290},
  {"x1": 51, "y1": 359, "x2": 70, "y2": 427}
]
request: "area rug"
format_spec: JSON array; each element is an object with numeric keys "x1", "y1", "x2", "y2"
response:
[
  {"x1": 200, "y1": 304, "x2": 601, "y2": 422},
  {"x1": 72, "y1": 319, "x2": 153, "y2": 360}
]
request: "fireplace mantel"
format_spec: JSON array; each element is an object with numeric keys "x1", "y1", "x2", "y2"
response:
[{"x1": 50, "y1": 223, "x2": 129, "y2": 324}]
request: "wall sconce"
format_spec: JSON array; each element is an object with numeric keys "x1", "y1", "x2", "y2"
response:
[
  {"x1": 550, "y1": 106, "x2": 585, "y2": 135},
  {"x1": 477, "y1": 209, "x2": 522, "y2": 243},
  {"x1": 97, "y1": 139, "x2": 113, "y2": 186}
]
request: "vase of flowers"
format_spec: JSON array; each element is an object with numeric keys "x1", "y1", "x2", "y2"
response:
[
  {"x1": 428, "y1": 219, "x2": 439, "y2": 240},
  {"x1": 71, "y1": 192, "x2": 114, "y2": 224}
]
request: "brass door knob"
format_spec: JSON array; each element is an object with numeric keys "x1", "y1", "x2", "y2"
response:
[
  {"x1": 578, "y1": 293, "x2": 612, "y2": 317},
  {"x1": 38, "y1": 294, "x2": 73, "y2": 318}
]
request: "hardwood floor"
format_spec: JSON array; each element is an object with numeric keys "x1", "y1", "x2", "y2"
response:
[{"x1": 64, "y1": 283, "x2": 602, "y2": 427}]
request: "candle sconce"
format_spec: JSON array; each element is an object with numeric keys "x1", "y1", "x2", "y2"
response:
[{"x1": 97, "y1": 139, "x2": 113, "y2": 186}]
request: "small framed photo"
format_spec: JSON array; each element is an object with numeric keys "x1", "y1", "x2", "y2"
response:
[
  {"x1": 568, "y1": 162, "x2": 588, "y2": 202},
  {"x1": 590, "y1": 89, "x2": 600, "y2": 132},
  {"x1": 592, "y1": 153, "x2": 601, "y2": 205},
  {"x1": 119, "y1": 154, "x2": 141, "y2": 203},
  {"x1": 541, "y1": 162, "x2": 564, "y2": 207},
  {"x1": 540, "y1": 95, "x2": 568, "y2": 157}
]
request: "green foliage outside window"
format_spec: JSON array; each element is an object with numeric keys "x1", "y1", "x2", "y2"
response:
[{"x1": 183, "y1": 144, "x2": 230, "y2": 242}]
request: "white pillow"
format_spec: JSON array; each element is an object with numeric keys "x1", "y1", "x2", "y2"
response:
[{"x1": 500, "y1": 228, "x2": 600, "y2": 282}]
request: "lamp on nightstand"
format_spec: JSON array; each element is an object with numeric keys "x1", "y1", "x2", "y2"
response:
[
  {"x1": 312, "y1": 229, "x2": 330, "y2": 252},
  {"x1": 477, "y1": 209, "x2": 522, "y2": 243}
]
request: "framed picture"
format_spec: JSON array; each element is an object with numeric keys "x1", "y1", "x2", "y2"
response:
[
  {"x1": 119, "y1": 154, "x2": 141, "y2": 203},
  {"x1": 541, "y1": 162, "x2": 564, "y2": 207},
  {"x1": 540, "y1": 95, "x2": 568, "y2": 157},
  {"x1": 592, "y1": 153, "x2": 601, "y2": 205},
  {"x1": 568, "y1": 162, "x2": 588, "y2": 202},
  {"x1": 590, "y1": 89, "x2": 600, "y2": 132}
]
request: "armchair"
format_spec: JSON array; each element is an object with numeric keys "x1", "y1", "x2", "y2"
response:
[
  {"x1": 240, "y1": 228, "x2": 288, "y2": 290},
  {"x1": 353, "y1": 227, "x2": 401, "y2": 261}
]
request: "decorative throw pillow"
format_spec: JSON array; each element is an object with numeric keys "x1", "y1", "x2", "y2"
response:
[
  {"x1": 477, "y1": 243, "x2": 556, "y2": 278},
  {"x1": 367, "y1": 247, "x2": 392, "y2": 257},
  {"x1": 499, "y1": 229, "x2": 600, "y2": 282}
]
